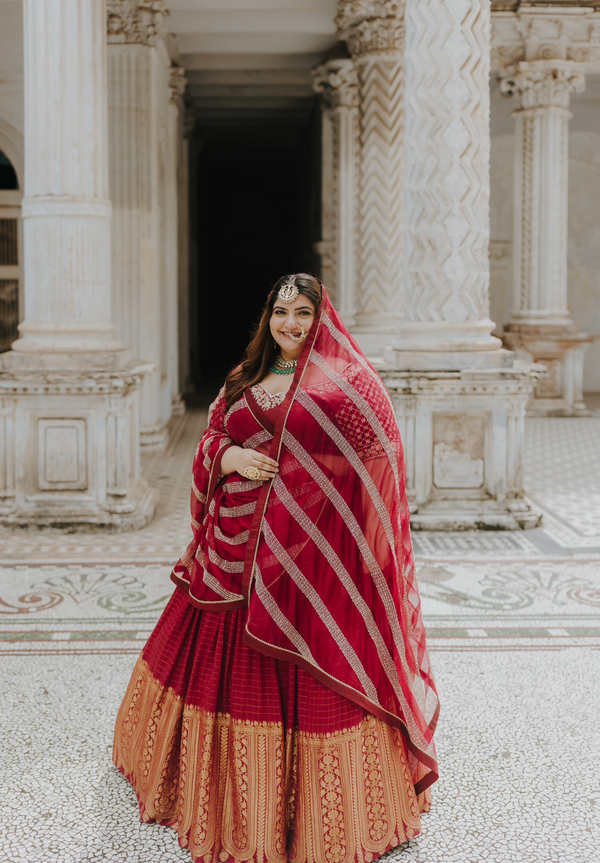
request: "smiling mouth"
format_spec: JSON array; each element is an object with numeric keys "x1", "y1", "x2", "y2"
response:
[{"x1": 282, "y1": 329, "x2": 306, "y2": 342}]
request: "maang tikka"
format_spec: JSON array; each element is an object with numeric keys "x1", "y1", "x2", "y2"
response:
[{"x1": 277, "y1": 281, "x2": 299, "y2": 303}]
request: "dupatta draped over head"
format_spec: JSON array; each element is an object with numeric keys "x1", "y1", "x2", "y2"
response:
[{"x1": 172, "y1": 290, "x2": 439, "y2": 794}]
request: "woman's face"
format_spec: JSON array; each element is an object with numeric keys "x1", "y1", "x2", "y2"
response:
[{"x1": 270, "y1": 294, "x2": 316, "y2": 359}]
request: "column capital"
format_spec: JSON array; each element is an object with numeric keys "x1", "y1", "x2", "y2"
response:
[
  {"x1": 500, "y1": 61, "x2": 585, "y2": 111},
  {"x1": 107, "y1": 0, "x2": 169, "y2": 46},
  {"x1": 335, "y1": 0, "x2": 404, "y2": 58},
  {"x1": 312, "y1": 59, "x2": 359, "y2": 109},
  {"x1": 169, "y1": 65, "x2": 187, "y2": 107}
]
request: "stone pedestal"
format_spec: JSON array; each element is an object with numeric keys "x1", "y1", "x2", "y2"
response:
[
  {"x1": 0, "y1": 355, "x2": 157, "y2": 529},
  {"x1": 379, "y1": 364, "x2": 544, "y2": 530},
  {"x1": 312, "y1": 57, "x2": 359, "y2": 329},
  {"x1": 500, "y1": 61, "x2": 595, "y2": 415},
  {"x1": 384, "y1": 0, "x2": 541, "y2": 529},
  {"x1": 502, "y1": 325, "x2": 594, "y2": 417},
  {"x1": 336, "y1": 1, "x2": 405, "y2": 353},
  {"x1": 0, "y1": 0, "x2": 157, "y2": 530}
]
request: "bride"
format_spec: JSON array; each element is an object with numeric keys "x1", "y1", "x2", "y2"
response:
[{"x1": 113, "y1": 273, "x2": 439, "y2": 863}]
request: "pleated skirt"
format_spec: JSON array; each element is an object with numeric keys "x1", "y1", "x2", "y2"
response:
[{"x1": 113, "y1": 587, "x2": 431, "y2": 863}]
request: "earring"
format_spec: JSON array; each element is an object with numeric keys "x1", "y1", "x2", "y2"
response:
[{"x1": 273, "y1": 340, "x2": 277, "y2": 349}]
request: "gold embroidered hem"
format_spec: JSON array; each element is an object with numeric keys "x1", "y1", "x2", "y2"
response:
[{"x1": 113, "y1": 658, "x2": 430, "y2": 863}]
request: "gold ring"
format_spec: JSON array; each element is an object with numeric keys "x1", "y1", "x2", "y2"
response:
[{"x1": 244, "y1": 466, "x2": 261, "y2": 480}]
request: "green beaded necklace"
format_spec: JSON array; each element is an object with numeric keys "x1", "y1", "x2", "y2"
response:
[{"x1": 269, "y1": 355, "x2": 298, "y2": 376}]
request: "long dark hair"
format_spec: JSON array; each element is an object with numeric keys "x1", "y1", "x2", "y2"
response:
[{"x1": 224, "y1": 273, "x2": 322, "y2": 411}]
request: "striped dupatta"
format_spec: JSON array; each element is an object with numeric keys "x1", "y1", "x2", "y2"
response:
[{"x1": 172, "y1": 290, "x2": 439, "y2": 795}]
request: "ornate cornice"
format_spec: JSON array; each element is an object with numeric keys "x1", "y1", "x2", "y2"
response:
[
  {"x1": 107, "y1": 0, "x2": 169, "y2": 46},
  {"x1": 169, "y1": 65, "x2": 187, "y2": 105},
  {"x1": 312, "y1": 60, "x2": 359, "y2": 108},
  {"x1": 335, "y1": 0, "x2": 404, "y2": 58},
  {"x1": 492, "y1": 7, "x2": 600, "y2": 71},
  {"x1": 500, "y1": 61, "x2": 586, "y2": 109}
]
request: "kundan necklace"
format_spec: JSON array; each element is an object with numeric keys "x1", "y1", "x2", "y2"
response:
[{"x1": 269, "y1": 355, "x2": 298, "y2": 376}]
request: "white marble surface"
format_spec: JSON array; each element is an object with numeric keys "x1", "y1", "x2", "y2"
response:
[{"x1": 1, "y1": 407, "x2": 600, "y2": 862}]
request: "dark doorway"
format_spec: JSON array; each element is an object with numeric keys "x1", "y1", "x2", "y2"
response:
[{"x1": 189, "y1": 108, "x2": 321, "y2": 399}]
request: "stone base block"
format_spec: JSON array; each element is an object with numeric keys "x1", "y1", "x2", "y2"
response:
[
  {"x1": 0, "y1": 476, "x2": 158, "y2": 531},
  {"x1": 503, "y1": 325, "x2": 597, "y2": 416},
  {"x1": 378, "y1": 362, "x2": 544, "y2": 531},
  {"x1": 384, "y1": 346, "x2": 514, "y2": 371},
  {"x1": 409, "y1": 497, "x2": 541, "y2": 531},
  {"x1": 171, "y1": 393, "x2": 186, "y2": 416},
  {"x1": 0, "y1": 356, "x2": 158, "y2": 531},
  {"x1": 140, "y1": 422, "x2": 169, "y2": 453}
]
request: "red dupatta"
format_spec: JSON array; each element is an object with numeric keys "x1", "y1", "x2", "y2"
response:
[{"x1": 172, "y1": 290, "x2": 439, "y2": 794}]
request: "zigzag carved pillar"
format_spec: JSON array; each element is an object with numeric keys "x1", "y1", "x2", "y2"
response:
[
  {"x1": 390, "y1": 0, "x2": 501, "y2": 369},
  {"x1": 380, "y1": 0, "x2": 541, "y2": 531},
  {"x1": 500, "y1": 62, "x2": 594, "y2": 416},
  {"x1": 313, "y1": 58, "x2": 359, "y2": 329},
  {"x1": 336, "y1": 1, "x2": 405, "y2": 355}
]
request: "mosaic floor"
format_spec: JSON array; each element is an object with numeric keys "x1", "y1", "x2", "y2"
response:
[{"x1": 1, "y1": 404, "x2": 600, "y2": 862}]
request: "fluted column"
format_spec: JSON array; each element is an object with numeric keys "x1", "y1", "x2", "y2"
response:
[
  {"x1": 336, "y1": 1, "x2": 405, "y2": 354},
  {"x1": 312, "y1": 59, "x2": 359, "y2": 328},
  {"x1": 107, "y1": 0, "x2": 172, "y2": 450},
  {"x1": 0, "y1": 0, "x2": 157, "y2": 528},
  {"x1": 391, "y1": 0, "x2": 503, "y2": 369},
  {"x1": 167, "y1": 66, "x2": 186, "y2": 414},
  {"x1": 14, "y1": 0, "x2": 119, "y2": 356},
  {"x1": 500, "y1": 61, "x2": 594, "y2": 416},
  {"x1": 501, "y1": 63, "x2": 584, "y2": 327}
]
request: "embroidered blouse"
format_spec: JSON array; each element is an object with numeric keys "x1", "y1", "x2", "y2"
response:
[{"x1": 249, "y1": 384, "x2": 287, "y2": 412}]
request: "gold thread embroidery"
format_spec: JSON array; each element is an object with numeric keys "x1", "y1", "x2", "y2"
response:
[{"x1": 113, "y1": 659, "x2": 426, "y2": 863}]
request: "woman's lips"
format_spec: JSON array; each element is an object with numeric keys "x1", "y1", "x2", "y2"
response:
[{"x1": 281, "y1": 330, "x2": 305, "y2": 342}]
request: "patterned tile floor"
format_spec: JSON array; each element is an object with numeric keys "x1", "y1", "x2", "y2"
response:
[{"x1": 1, "y1": 404, "x2": 600, "y2": 862}]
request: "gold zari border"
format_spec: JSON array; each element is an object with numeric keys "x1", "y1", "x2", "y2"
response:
[{"x1": 113, "y1": 658, "x2": 430, "y2": 863}]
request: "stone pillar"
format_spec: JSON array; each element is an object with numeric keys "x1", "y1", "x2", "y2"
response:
[
  {"x1": 178, "y1": 106, "x2": 194, "y2": 399},
  {"x1": 336, "y1": 0, "x2": 405, "y2": 354},
  {"x1": 381, "y1": 0, "x2": 542, "y2": 530},
  {"x1": 0, "y1": 0, "x2": 157, "y2": 529},
  {"x1": 500, "y1": 61, "x2": 595, "y2": 416},
  {"x1": 166, "y1": 65, "x2": 186, "y2": 415},
  {"x1": 107, "y1": 0, "x2": 173, "y2": 451},
  {"x1": 312, "y1": 58, "x2": 359, "y2": 328}
]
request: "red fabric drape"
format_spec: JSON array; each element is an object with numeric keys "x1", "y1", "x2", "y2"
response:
[{"x1": 172, "y1": 290, "x2": 439, "y2": 794}]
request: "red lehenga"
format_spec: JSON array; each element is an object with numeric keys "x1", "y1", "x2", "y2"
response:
[{"x1": 113, "y1": 291, "x2": 439, "y2": 863}]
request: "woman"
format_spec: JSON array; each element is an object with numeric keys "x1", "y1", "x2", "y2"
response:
[{"x1": 113, "y1": 273, "x2": 439, "y2": 863}]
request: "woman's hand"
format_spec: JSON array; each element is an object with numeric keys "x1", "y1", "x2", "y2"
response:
[{"x1": 220, "y1": 445, "x2": 279, "y2": 481}]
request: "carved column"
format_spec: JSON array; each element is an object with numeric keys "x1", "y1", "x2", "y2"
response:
[
  {"x1": 379, "y1": 0, "x2": 541, "y2": 531},
  {"x1": 107, "y1": 0, "x2": 173, "y2": 450},
  {"x1": 336, "y1": 1, "x2": 405, "y2": 354},
  {"x1": 166, "y1": 66, "x2": 187, "y2": 415},
  {"x1": 501, "y1": 62, "x2": 594, "y2": 416},
  {"x1": 390, "y1": 0, "x2": 502, "y2": 367},
  {"x1": 312, "y1": 58, "x2": 359, "y2": 328},
  {"x1": 0, "y1": 0, "x2": 157, "y2": 528}
]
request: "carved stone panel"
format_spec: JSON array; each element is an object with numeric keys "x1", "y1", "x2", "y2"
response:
[
  {"x1": 37, "y1": 418, "x2": 87, "y2": 491},
  {"x1": 433, "y1": 413, "x2": 486, "y2": 489},
  {"x1": 535, "y1": 358, "x2": 562, "y2": 399}
]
